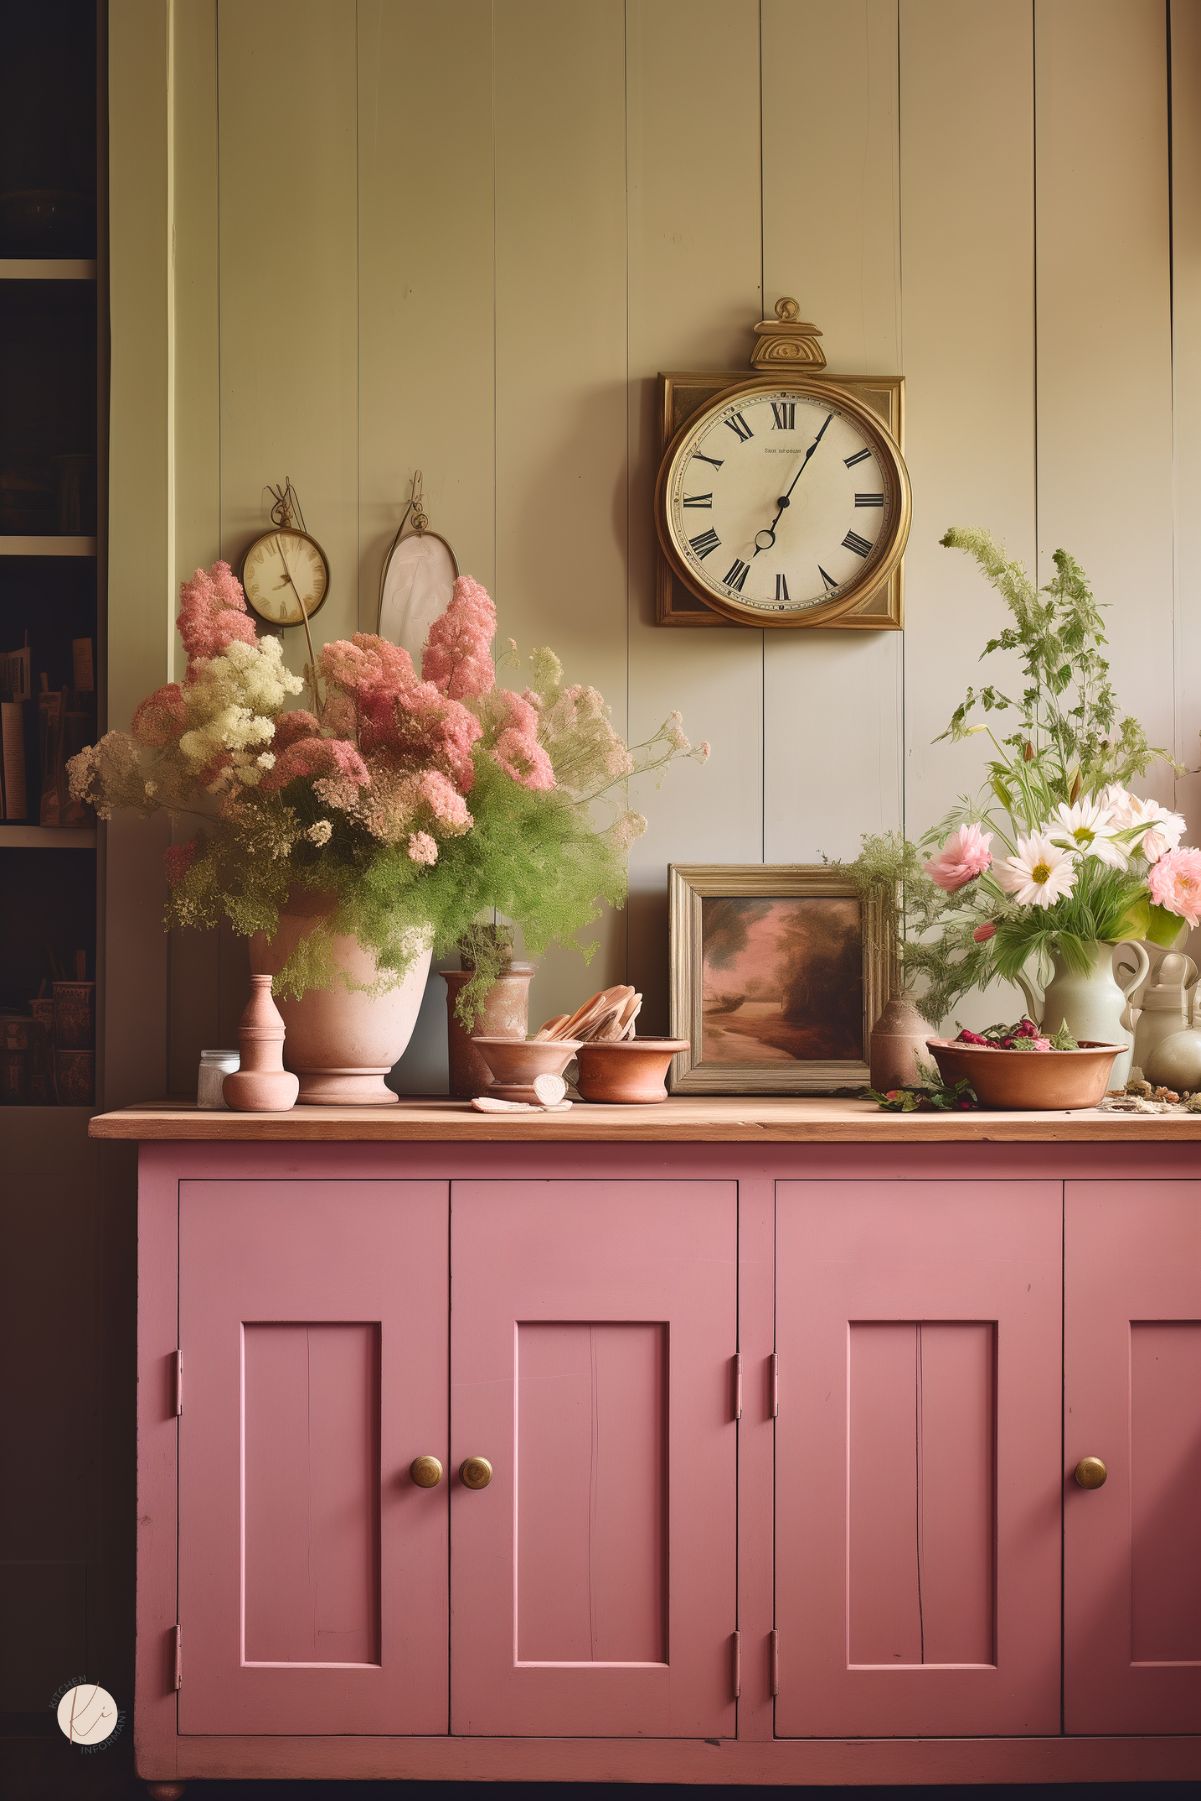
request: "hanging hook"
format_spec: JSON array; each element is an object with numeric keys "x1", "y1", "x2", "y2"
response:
[{"x1": 409, "y1": 469, "x2": 427, "y2": 534}]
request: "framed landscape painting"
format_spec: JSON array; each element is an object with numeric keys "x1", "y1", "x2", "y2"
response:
[{"x1": 668, "y1": 865, "x2": 892, "y2": 1094}]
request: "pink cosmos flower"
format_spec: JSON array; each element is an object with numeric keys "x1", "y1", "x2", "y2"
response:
[
  {"x1": 177, "y1": 561, "x2": 258, "y2": 666},
  {"x1": 973, "y1": 921, "x2": 997, "y2": 942},
  {"x1": 407, "y1": 831, "x2": 438, "y2": 867},
  {"x1": 131, "y1": 683, "x2": 186, "y2": 748},
  {"x1": 1148, "y1": 846, "x2": 1201, "y2": 926},
  {"x1": 924, "y1": 822, "x2": 994, "y2": 891}
]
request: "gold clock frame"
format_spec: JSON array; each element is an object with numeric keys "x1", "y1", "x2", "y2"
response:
[{"x1": 655, "y1": 302, "x2": 908, "y2": 629}]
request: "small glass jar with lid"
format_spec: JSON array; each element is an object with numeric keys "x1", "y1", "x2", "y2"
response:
[{"x1": 197, "y1": 1048, "x2": 240, "y2": 1110}]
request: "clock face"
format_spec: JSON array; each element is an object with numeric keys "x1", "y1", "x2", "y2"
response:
[
  {"x1": 241, "y1": 529, "x2": 330, "y2": 628},
  {"x1": 659, "y1": 380, "x2": 909, "y2": 624}
]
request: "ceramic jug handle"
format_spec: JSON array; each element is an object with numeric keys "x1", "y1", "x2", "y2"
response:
[
  {"x1": 1113, "y1": 939, "x2": 1150, "y2": 1028},
  {"x1": 1015, "y1": 964, "x2": 1043, "y2": 1023}
]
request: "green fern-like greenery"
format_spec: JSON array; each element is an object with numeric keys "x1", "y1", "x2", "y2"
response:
[
  {"x1": 833, "y1": 530, "x2": 1182, "y2": 1031},
  {"x1": 827, "y1": 831, "x2": 996, "y2": 1026}
]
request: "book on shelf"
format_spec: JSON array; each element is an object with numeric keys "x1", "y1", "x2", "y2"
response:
[{"x1": 0, "y1": 699, "x2": 29, "y2": 820}]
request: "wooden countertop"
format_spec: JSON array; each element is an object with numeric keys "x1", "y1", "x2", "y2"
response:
[{"x1": 88, "y1": 1096, "x2": 1201, "y2": 1143}]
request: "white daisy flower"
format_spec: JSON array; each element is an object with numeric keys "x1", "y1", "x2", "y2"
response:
[
  {"x1": 995, "y1": 835, "x2": 1078, "y2": 908},
  {"x1": 1047, "y1": 798, "x2": 1128, "y2": 869}
]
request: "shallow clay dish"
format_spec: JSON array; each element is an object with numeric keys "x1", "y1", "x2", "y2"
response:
[
  {"x1": 574, "y1": 1038, "x2": 691, "y2": 1105},
  {"x1": 471, "y1": 1035, "x2": 582, "y2": 1102},
  {"x1": 926, "y1": 1038, "x2": 1123, "y2": 1110}
]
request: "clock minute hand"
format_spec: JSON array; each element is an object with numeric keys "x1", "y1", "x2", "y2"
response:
[{"x1": 753, "y1": 411, "x2": 835, "y2": 554}]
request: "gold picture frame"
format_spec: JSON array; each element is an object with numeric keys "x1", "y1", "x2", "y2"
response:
[{"x1": 668, "y1": 864, "x2": 893, "y2": 1094}]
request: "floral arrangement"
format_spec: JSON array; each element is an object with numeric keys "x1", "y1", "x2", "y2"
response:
[
  {"x1": 843, "y1": 529, "x2": 1196, "y2": 1024},
  {"x1": 69, "y1": 562, "x2": 708, "y2": 1017}
]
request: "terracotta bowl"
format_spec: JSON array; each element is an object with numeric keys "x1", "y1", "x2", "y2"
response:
[
  {"x1": 925, "y1": 1038, "x2": 1124, "y2": 1111},
  {"x1": 470, "y1": 1036, "x2": 583, "y2": 1102},
  {"x1": 574, "y1": 1038, "x2": 691, "y2": 1105}
]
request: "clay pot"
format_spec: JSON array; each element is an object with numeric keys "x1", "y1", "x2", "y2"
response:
[
  {"x1": 869, "y1": 995, "x2": 930, "y2": 1091},
  {"x1": 442, "y1": 962, "x2": 534, "y2": 1098},
  {"x1": 470, "y1": 1036, "x2": 582, "y2": 1103},
  {"x1": 925, "y1": 1037, "x2": 1123, "y2": 1110},
  {"x1": 222, "y1": 976, "x2": 299, "y2": 1113},
  {"x1": 250, "y1": 892, "x2": 431, "y2": 1105},
  {"x1": 574, "y1": 1038, "x2": 691, "y2": 1104}
]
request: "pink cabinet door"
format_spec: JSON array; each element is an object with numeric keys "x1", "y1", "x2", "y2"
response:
[
  {"x1": 775, "y1": 1180, "x2": 1062, "y2": 1738},
  {"x1": 450, "y1": 1179, "x2": 737, "y2": 1738},
  {"x1": 1065, "y1": 1181, "x2": 1201, "y2": 1734},
  {"x1": 178, "y1": 1180, "x2": 448, "y2": 1736}
]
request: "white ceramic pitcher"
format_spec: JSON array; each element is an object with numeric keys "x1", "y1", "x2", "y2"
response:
[{"x1": 1016, "y1": 940, "x2": 1150, "y2": 1090}]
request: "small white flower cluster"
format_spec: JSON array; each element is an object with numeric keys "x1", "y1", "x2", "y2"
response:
[{"x1": 177, "y1": 638, "x2": 303, "y2": 790}]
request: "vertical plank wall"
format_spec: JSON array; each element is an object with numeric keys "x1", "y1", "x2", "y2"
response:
[{"x1": 143, "y1": 0, "x2": 1197, "y2": 1090}]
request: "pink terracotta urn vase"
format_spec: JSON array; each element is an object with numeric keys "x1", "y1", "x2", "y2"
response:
[{"x1": 250, "y1": 891, "x2": 431, "y2": 1105}]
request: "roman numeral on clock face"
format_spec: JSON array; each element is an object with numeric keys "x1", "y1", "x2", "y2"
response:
[
  {"x1": 692, "y1": 450, "x2": 724, "y2": 470},
  {"x1": 843, "y1": 529, "x2": 873, "y2": 557},
  {"x1": 724, "y1": 411, "x2": 754, "y2": 442},
  {"x1": 775, "y1": 572, "x2": 790, "y2": 602},
  {"x1": 723, "y1": 557, "x2": 750, "y2": 592},
  {"x1": 855, "y1": 492, "x2": 884, "y2": 507},
  {"x1": 682, "y1": 492, "x2": 712, "y2": 508},
  {"x1": 844, "y1": 447, "x2": 871, "y2": 467},
  {"x1": 819, "y1": 565, "x2": 838, "y2": 591},
  {"x1": 689, "y1": 527, "x2": 721, "y2": 559},
  {"x1": 770, "y1": 400, "x2": 796, "y2": 430}
]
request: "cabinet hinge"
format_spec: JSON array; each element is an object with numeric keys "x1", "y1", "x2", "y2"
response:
[
  {"x1": 732, "y1": 1352, "x2": 743, "y2": 1421},
  {"x1": 731, "y1": 1629, "x2": 741, "y2": 1699},
  {"x1": 174, "y1": 1623, "x2": 182, "y2": 1690},
  {"x1": 770, "y1": 1350, "x2": 779, "y2": 1418},
  {"x1": 174, "y1": 1348, "x2": 183, "y2": 1417},
  {"x1": 770, "y1": 1626, "x2": 780, "y2": 1697}
]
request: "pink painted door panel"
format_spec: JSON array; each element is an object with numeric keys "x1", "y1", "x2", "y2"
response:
[
  {"x1": 450, "y1": 1180, "x2": 737, "y2": 1738},
  {"x1": 775, "y1": 1180, "x2": 1061, "y2": 1737},
  {"x1": 1065, "y1": 1181, "x2": 1201, "y2": 1734},
  {"x1": 178, "y1": 1181, "x2": 448, "y2": 1735}
]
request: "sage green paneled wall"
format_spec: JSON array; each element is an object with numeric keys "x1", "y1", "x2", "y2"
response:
[{"x1": 114, "y1": 0, "x2": 1198, "y2": 1097}]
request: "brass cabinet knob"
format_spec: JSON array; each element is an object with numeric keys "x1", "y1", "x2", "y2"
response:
[
  {"x1": 409, "y1": 1455, "x2": 443, "y2": 1488},
  {"x1": 459, "y1": 1455, "x2": 493, "y2": 1490},
  {"x1": 1073, "y1": 1455, "x2": 1108, "y2": 1490}
]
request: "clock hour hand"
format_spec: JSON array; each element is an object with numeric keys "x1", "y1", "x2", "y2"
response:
[{"x1": 752, "y1": 411, "x2": 835, "y2": 554}]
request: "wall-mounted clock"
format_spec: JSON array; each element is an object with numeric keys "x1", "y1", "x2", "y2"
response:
[
  {"x1": 240, "y1": 480, "x2": 330, "y2": 629},
  {"x1": 654, "y1": 300, "x2": 910, "y2": 629}
]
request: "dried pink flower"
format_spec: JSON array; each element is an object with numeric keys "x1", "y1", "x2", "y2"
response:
[
  {"x1": 271, "y1": 709, "x2": 322, "y2": 751},
  {"x1": 422, "y1": 576, "x2": 497, "y2": 700},
  {"x1": 407, "y1": 831, "x2": 438, "y2": 866},
  {"x1": 260, "y1": 735, "x2": 370, "y2": 812},
  {"x1": 973, "y1": 921, "x2": 997, "y2": 942},
  {"x1": 1148, "y1": 846, "x2": 1201, "y2": 926},
  {"x1": 924, "y1": 822, "x2": 994, "y2": 891},
  {"x1": 164, "y1": 839, "x2": 198, "y2": 885},
  {"x1": 131, "y1": 683, "x2": 186, "y2": 748},
  {"x1": 177, "y1": 561, "x2": 258, "y2": 666},
  {"x1": 492, "y1": 726, "x2": 555, "y2": 791}
]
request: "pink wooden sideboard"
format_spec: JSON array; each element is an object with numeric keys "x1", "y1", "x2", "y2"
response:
[{"x1": 89, "y1": 1099, "x2": 1201, "y2": 1796}]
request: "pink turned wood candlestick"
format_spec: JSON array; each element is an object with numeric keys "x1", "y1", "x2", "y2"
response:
[{"x1": 222, "y1": 976, "x2": 299, "y2": 1113}]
